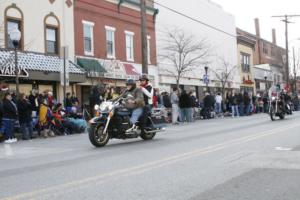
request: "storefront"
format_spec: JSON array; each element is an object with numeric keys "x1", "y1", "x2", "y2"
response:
[
  {"x1": 0, "y1": 49, "x2": 86, "y2": 102},
  {"x1": 76, "y1": 57, "x2": 150, "y2": 107}
]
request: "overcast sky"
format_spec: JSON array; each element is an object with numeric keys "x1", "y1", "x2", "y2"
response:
[{"x1": 212, "y1": 0, "x2": 300, "y2": 49}]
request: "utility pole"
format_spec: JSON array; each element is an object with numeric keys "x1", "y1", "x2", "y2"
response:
[
  {"x1": 140, "y1": 0, "x2": 148, "y2": 74},
  {"x1": 272, "y1": 14, "x2": 300, "y2": 91}
]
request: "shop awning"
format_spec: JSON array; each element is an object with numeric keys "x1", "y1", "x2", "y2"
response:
[
  {"x1": 0, "y1": 49, "x2": 85, "y2": 75},
  {"x1": 77, "y1": 57, "x2": 106, "y2": 77}
]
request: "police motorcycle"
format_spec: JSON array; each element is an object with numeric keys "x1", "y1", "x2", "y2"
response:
[{"x1": 88, "y1": 96, "x2": 165, "y2": 147}]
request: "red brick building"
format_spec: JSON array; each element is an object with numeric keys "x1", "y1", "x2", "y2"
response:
[{"x1": 74, "y1": 0, "x2": 159, "y2": 105}]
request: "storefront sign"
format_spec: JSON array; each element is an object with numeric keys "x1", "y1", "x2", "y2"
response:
[
  {"x1": 102, "y1": 59, "x2": 140, "y2": 80},
  {"x1": 0, "y1": 65, "x2": 29, "y2": 77}
]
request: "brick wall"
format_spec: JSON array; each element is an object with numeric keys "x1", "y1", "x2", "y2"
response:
[{"x1": 74, "y1": 0, "x2": 157, "y2": 65}]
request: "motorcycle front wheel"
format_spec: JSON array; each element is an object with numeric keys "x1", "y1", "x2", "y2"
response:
[
  {"x1": 269, "y1": 106, "x2": 275, "y2": 121},
  {"x1": 89, "y1": 124, "x2": 110, "y2": 147}
]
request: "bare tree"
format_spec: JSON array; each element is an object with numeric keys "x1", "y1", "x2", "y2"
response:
[
  {"x1": 211, "y1": 57, "x2": 237, "y2": 97},
  {"x1": 159, "y1": 28, "x2": 210, "y2": 89},
  {"x1": 290, "y1": 48, "x2": 300, "y2": 93}
]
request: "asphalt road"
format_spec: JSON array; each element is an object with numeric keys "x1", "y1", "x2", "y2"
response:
[{"x1": 1, "y1": 112, "x2": 300, "y2": 200}]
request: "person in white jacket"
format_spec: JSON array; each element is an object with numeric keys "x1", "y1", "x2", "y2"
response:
[
  {"x1": 138, "y1": 74, "x2": 154, "y2": 129},
  {"x1": 215, "y1": 93, "x2": 222, "y2": 115}
]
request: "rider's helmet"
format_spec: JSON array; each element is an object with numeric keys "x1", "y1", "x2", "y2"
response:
[
  {"x1": 139, "y1": 74, "x2": 149, "y2": 82},
  {"x1": 126, "y1": 79, "x2": 135, "y2": 85},
  {"x1": 126, "y1": 79, "x2": 136, "y2": 90}
]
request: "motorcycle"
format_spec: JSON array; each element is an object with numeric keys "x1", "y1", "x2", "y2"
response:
[
  {"x1": 88, "y1": 97, "x2": 165, "y2": 147},
  {"x1": 269, "y1": 94, "x2": 286, "y2": 121}
]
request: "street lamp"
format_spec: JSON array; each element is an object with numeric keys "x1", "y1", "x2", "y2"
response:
[
  {"x1": 9, "y1": 27, "x2": 21, "y2": 97},
  {"x1": 204, "y1": 66, "x2": 209, "y2": 92}
]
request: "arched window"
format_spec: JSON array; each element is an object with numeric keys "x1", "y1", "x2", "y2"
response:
[
  {"x1": 44, "y1": 13, "x2": 60, "y2": 55},
  {"x1": 4, "y1": 4, "x2": 24, "y2": 50}
]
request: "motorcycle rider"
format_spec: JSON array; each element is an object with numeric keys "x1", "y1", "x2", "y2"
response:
[
  {"x1": 280, "y1": 89, "x2": 292, "y2": 114},
  {"x1": 138, "y1": 74, "x2": 154, "y2": 130},
  {"x1": 123, "y1": 79, "x2": 145, "y2": 133}
]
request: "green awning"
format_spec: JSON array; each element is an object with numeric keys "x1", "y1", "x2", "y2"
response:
[{"x1": 77, "y1": 58, "x2": 106, "y2": 76}]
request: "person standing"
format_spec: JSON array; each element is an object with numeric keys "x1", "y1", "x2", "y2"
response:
[
  {"x1": 163, "y1": 92, "x2": 171, "y2": 108},
  {"x1": 171, "y1": 88, "x2": 180, "y2": 124},
  {"x1": 47, "y1": 91, "x2": 55, "y2": 109},
  {"x1": 2, "y1": 92, "x2": 18, "y2": 143},
  {"x1": 179, "y1": 90, "x2": 192, "y2": 123},
  {"x1": 189, "y1": 91, "x2": 197, "y2": 122},
  {"x1": 71, "y1": 92, "x2": 79, "y2": 105},
  {"x1": 65, "y1": 93, "x2": 73, "y2": 113},
  {"x1": 17, "y1": 93, "x2": 34, "y2": 140},
  {"x1": 29, "y1": 91, "x2": 38, "y2": 112},
  {"x1": 215, "y1": 92, "x2": 222, "y2": 116},
  {"x1": 243, "y1": 92, "x2": 251, "y2": 116},
  {"x1": 229, "y1": 92, "x2": 239, "y2": 118}
]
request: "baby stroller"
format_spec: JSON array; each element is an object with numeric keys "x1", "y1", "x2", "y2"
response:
[{"x1": 51, "y1": 111, "x2": 72, "y2": 135}]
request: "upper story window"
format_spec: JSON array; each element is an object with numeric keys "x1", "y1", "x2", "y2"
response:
[
  {"x1": 6, "y1": 19, "x2": 23, "y2": 50},
  {"x1": 271, "y1": 46, "x2": 275, "y2": 57},
  {"x1": 147, "y1": 35, "x2": 151, "y2": 64},
  {"x1": 5, "y1": 5, "x2": 24, "y2": 50},
  {"x1": 105, "y1": 26, "x2": 116, "y2": 59},
  {"x1": 44, "y1": 14, "x2": 60, "y2": 54},
  {"x1": 263, "y1": 43, "x2": 269, "y2": 55},
  {"x1": 240, "y1": 53, "x2": 250, "y2": 73},
  {"x1": 125, "y1": 31, "x2": 134, "y2": 61},
  {"x1": 83, "y1": 20, "x2": 94, "y2": 56},
  {"x1": 46, "y1": 26, "x2": 58, "y2": 54}
]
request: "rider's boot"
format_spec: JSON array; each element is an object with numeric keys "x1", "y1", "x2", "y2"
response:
[{"x1": 125, "y1": 124, "x2": 138, "y2": 134}]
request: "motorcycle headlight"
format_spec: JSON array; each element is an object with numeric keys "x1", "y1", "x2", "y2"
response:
[
  {"x1": 99, "y1": 103, "x2": 108, "y2": 112},
  {"x1": 107, "y1": 105, "x2": 112, "y2": 111},
  {"x1": 94, "y1": 104, "x2": 99, "y2": 111},
  {"x1": 271, "y1": 96, "x2": 276, "y2": 101},
  {"x1": 99, "y1": 101, "x2": 113, "y2": 113}
]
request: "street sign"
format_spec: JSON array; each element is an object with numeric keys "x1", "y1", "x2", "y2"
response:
[{"x1": 203, "y1": 74, "x2": 209, "y2": 84}]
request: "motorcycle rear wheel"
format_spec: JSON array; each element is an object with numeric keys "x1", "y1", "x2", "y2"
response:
[
  {"x1": 89, "y1": 124, "x2": 110, "y2": 147},
  {"x1": 279, "y1": 113, "x2": 285, "y2": 120},
  {"x1": 140, "y1": 131, "x2": 156, "y2": 140}
]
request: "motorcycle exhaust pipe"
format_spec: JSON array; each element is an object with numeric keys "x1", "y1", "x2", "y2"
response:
[{"x1": 144, "y1": 128, "x2": 165, "y2": 134}]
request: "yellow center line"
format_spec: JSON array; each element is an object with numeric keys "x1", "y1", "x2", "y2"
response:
[{"x1": 2, "y1": 123, "x2": 299, "y2": 200}]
